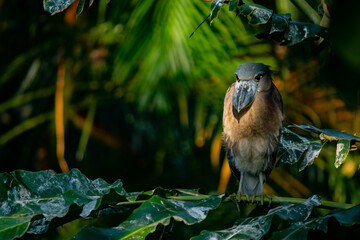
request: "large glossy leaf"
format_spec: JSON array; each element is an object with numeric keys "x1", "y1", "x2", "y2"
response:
[
  {"x1": 283, "y1": 21, "x2": 325, "y2": 46},
  {"x1": 72, "y1": 195, "x2": 222, "y2": 240},
  {"x1": 192, "y1": 195, "x2": 321, "y2": 240},
  {"x1": 0, "y1": 169, "x2": 127, "y2": 239},
  {"x1": 278, "y1": 123, "x2": 359, "y2": 170},
  {"x1": 270, "y1": 202, "x2": 360, "y2": 239},
  {"x1": 277, "y1": 127, "x2": 324, "y2": 171}
]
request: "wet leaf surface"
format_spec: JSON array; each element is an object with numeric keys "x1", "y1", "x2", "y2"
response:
[
  {"x1": 192, "y1": 195, "x2": 321, "y2": 240},
  {"x1": 279, "y1": 123, "x2": 358, "y2": 170},
  {"x1": 72, "y1": 195, "x2": 222, "y2": 240},
  {"x1": 0, "y1": 169, "x2": 127, "y2": 239},
  {"x1": 284, "y1": 21, "x2": 324, "y2": 46},
  {"x1": 239, "y1": 1, "x2": 273, "y2": 24}
]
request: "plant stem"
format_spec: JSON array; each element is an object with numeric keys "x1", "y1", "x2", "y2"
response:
[
  {"x1": 290, "y1": 0, "x2": 321, "y2": 24},
  {"x1": 115, "y1": 194, "x2": 355, "y2": 209}
]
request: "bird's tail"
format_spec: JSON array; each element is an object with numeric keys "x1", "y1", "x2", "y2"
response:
[{"x1": 241, "y1": 172, "x2": 264, "y2": 196}]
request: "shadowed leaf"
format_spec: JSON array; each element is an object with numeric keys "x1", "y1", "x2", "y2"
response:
[
  {"x1": 76, "y1": 0, "x2": 85, "y2": 15},
  {"x1": 239, "y1": 1, "x2": 273, "y2": 24},
  {"x1": 192, "y1": 195, "x2": 321, "y2": 240},
  {"x1": 270, "y1": 13, "x2": 291, "y2": 34},
  {"x1": 229, "y1": 0, "x2": 239, "y2": 12},
  {"x1": 283, "y1": 21, "x2": 324, "y2": 46}
]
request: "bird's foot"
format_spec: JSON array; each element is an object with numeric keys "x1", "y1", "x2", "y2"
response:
[
  {"x1": 237, "y1": 193, "x2": 250, "y2": 203},
  {"x1": 248, "y1": 194, "x2": 273, "y2": 206}
]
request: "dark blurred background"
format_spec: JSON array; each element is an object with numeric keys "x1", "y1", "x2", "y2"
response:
[{"x1": 0, "y1": 0, "x2": 359, "y2": 209}]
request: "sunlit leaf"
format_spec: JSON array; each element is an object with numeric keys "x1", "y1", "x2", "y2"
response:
[
  {"x1": 335, "y1": 139, "x2": 351, "y2": 168},
  {"x1": 72, "y1": 195, "x2": 222, "y2": 240},
  {"x1": 239, "y1": 1, "x2": 273, "y2": 24},
  {"x1": 210, "y1": 0, "x2": 225, "y2": 21}
]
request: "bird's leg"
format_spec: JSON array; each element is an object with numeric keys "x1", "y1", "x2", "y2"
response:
[
  {"x1": 237, "y1": 173, "x2": 250, "y2": 202},
  {"x1": 259, "y1": 172, "x2": 264, "y2": 205},
  {"x1": 251, "y1": 172, "x2": 266, "y2": 205}
]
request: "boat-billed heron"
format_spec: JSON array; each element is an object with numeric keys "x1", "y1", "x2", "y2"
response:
[{"x1": 222, "y1": 62, "x2": 283, "y2": 202}]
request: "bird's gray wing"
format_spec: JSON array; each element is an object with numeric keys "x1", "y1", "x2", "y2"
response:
[{"x1": 264, "y1": 84, "x2": 283, "y2": 177}]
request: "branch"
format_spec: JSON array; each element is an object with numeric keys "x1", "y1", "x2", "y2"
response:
[
  {"x1": 290, "y1": 0, "x2": 321, "y2": 24},
  {"x1": 116, "y1": 194, "x2": 355, "y2": 210}
]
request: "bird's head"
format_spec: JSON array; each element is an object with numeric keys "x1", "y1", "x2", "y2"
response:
[{"x1": 232, "y1": 62, "x2": 272, "y2": 112}]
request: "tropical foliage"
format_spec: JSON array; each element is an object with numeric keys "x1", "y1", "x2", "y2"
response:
[{"x1": 0, "y1": 0, "x2": 359, "y2": 238}]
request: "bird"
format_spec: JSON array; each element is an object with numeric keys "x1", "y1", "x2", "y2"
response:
[{"x1": 222, "y1": 62, "x2": 283, "y2": 203}]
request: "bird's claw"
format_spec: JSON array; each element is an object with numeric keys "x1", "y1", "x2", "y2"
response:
[{"x1": 237, "y1": 193, "x2": 250, "y2": 203}]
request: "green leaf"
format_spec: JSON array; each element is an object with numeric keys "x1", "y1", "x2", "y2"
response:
[
  {"x1": 270, "y1": 203, "x2": 360, "y2": 239},
  {"x1": 279, "y1": 123, "x2": 359, "y2": 170},
  {"x1": 278, "y1": 127, "x2": 320, "y2": 167},
  {"x1": 239, "y1": 1, "x2": 273, "y2": 24},
  {"x1": 0, "y1": 216, "x2": 32, "y2": 240},
  {"x1": 43, "y1": 0, "x2": 76, "y2": 15},
  {"x1": 73, "y1": 195, "x2": 222, "y2": 240},
  {"x1": 0, "y1": 169, "x2": 128, "y2": 239},
  {"x1": 331, "y1": 205, "x2": 360, "y2": 225},
  {"x1": 269, "y1": 218, "x2": 327, "y2": 240},
  {"x1": 335, "y1": 139, "x2": 351, "y2": 168},
  {"x1": 283, "y1": 21, "x2": 324, "y2": 46},
  {"x1": 192, "y1": 195, "x2": 321, "y2": 240},
  {"x1": 290, "y1": 123, "x2": 360, "y2": 141},
  {"x1": 191, "y1": 215, "x2": 273, "y2": 240},
  {"x1": 271, "y1": 195, "x2": 321, "y2": 222},
  {"x1": 76, "y1": 0, "x2": 85, "y2": 15},
  {"x1": 229, "y1": 0, "x2": 239, "y2": 12},
  {"x1": 270, "y1": 13, "x2": 291, "y2": 34},
  {"x1": 210, "y1": 0, "x2": 225, "y2": 21}
]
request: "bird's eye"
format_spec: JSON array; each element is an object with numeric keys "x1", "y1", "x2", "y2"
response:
[{"x1": 254, "y1": 74, "x2": 263, "y2": 81}]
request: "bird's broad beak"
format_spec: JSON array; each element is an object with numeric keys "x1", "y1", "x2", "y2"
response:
[{"x1": 232, "y1": 79, "x2": 259, "y2": 112}]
